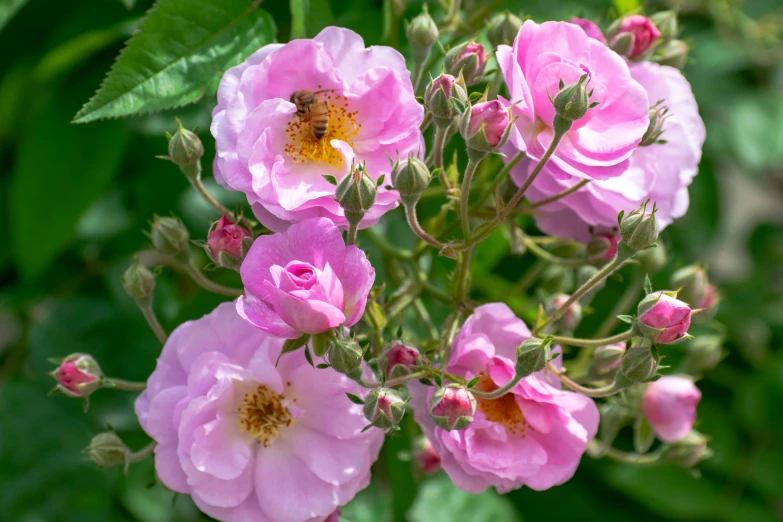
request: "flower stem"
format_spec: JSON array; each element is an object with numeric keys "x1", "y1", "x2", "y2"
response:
[
  {"x1": 471, "y1": 374, "x2": 522, "y2": 399},
  {"x1": 431, "y1": 126, "x2": 451, "y2": 189},
  {"x1": 587, "y1": 440, "x2": 663, "y2": 465},
  {"x1": 361, "y1": 371, "x2": 428, "y2": 389},
  {"x1": 527, "y1": 180, "x2": 589, "y2": 209},
  {"x1": 404, "y1": 202, "x2": 444, "y2": 250},
  {"x1": 189, "y1": 176, "x2": 234, "y2": 220},
  {"x1": 106, "y1": 378, "x2": 147, "y2": 392},
  {"x1": 595, "y1": 275, "x2": 644, "y2": 338},
  {"x1": 140, "y1": 304, "x2": 168, "y2": 344},
  {"x1": 471, "y1": 151, "x2": 525, "y2": 212},
  {"x1": 523, "y1": 236, "x2": 587, "y2": 267},
  {"x1": 185, "y1": 261, "x2": 243, "y2": 297},
  {"x1": 347, "y1": 222, "x2": 359, "y2": 246},
  {"x1": 548, "y1": 329, "x2": 634, "y2": 349},
  {"x1": 128, "y1": 441, "x2": 157, "y2": 464},
  {"x1": 535, "y1": 243, "x2": 636, "y2": 335},
  {"x1": 460, "y1": 159, "x2": 480, "y2": 239},
  {"x1": 547, "y1": 362, "x2": 623, "y2": 397},
  {"x1": 500, "y1": 132, "x2": 564, "y2": 220},
  {"x1": 412, "y1": 60, "x2": 426, "y2": 94}
]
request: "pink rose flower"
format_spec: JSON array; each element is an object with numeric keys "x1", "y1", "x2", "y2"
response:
[
  {"x1": 513, "y1": 61, "x2": 705, "y2": 242},
  {"x1": 638, "y1": 293, "x2": 692, "y2": 344},
  {"x1": 238, "y1": 218, "x2": 374, "y2": 339},
  {"x1": 642, "y1": 375, "x2": 701, "y2": 442},
  {"x1": 570, "y1": 18, "x2": 606, "y2": 44},
  {"x1": 611, "y1": 15, "x2": 661, "y2": 59},
  {"x1": 208, "y1": 216, "x2": 251, "y2": 259},
  {"x1": 410, "y1": 303, "x2": 599, "y2": 493},
  {"x1": 211, "y1": 27, "x2": 423, "y2": 232},
  {"x1": 497, "y1": 21, "x2": 649, "y2": 181},
  {"x1": 134, "y1": 302, "x2": 383, "y2": 522}
]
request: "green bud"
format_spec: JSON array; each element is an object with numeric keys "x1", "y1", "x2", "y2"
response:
[
  {"x1": 163, "y1": 118, "x2": 204, "y2": 180},
  {"x1": 635, "y1": 243, "x2": 667, "y2": 274},
  {"x1": 621, "y1": 344, "x2": 659, "y2": 383},
  {"x1": 122, "y1": 259, "x2": 156, "y2": 306},
  {"x1": 328, "y1": 339, "x2": 364, "y2": 378},
  {"x1": 486, "y1": 10, "x2": 523, "y2": 48},
  {"x1": 594, "y1": 342, "x2": 627, "y2": 374},
  {"x1": 609, "y1": 32, "x2": 635, "y2": 57},
  {"x1": 663, "y1": 430, "x2": 711, "y2": 468},
  {"x1": 640, "y1": 101, "x2": 669, "y2": 147},
  {"x1": 655, "y1": 39, "x2": 688, "y2": 69},
  {"x1": 150, "y1": 215, "x2": 191, "y2": 262},
  {"x1": 515, "y1": 337, "x2": 552, "y2": 378},
  {"x1": 670, "y1": 264, "x2": 708, "y2": 306},
  {"x1": 553, "y1": 74, "x2": 593, "y2": 124},
  {"x1": 423, "y1": 73, "x2": 468, "y2": 125},
  {"x1": 391, "y1": 155, "x2": 431, "y2": 206},
  {"x1": 649, "y1": 11, "x2": 679, "y2": 42},
  {"x1": 364, "y1": 388, "x2": 407, "y2": 431},
  {"x1": 83, "y1": 432, "x2": 130, "y2": 471},
  {"x1": 620, "y1": 201, "x2": 659, "y2": 251},
  {"x1": 335, "y1": 163, "x2": 378, "y2": 226},
  {"x1": 681, "y1": 335, "x2": 722, "y2": 374},
  {"x1": 405, "y1": 5, "x2": 439, "y2": 63}
]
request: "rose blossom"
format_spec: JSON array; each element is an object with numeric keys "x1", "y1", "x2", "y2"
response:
[
  {"x1": 570, "y1": 18, "x2": 606, "y2": 44},
  {"x1": 238, "y1": 217, "x2": 374, "y2": 339},
  {"x1": 135, "y1": 301, "x2": 383, "y2": 522},
  {"x1": 642, "y1": 375, "x2": 701, "y2": 442},
  {"x1": 211, "y1": 27, "x2": 423, "y2": 232},
  {"x1": 497, "y1": 21, "x2": 649, "y2": 181},
  {"x1": 638, "y1": 292, "x2": 692, "y2": 344},
  {"x1": 410, "y1": 303, "x2": 599, "y2": 493},
  {"x1": 610, "y1": 15, "x2": 661, "y2": 59},
  {"x1": 513, "y1": 61, "x2": 705, "y2": 242}
]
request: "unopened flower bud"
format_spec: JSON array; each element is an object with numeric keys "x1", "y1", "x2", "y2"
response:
[
  {"x1": 205, "y1": 215, "x2": 252, "y2": 270},
  {"x1": 328, "y1": 339, "x2": 364, "y2": 379},
  {"x1": 545, "y1": 294, "x2": 582, "y2": 332},
  {"x1": 681, "y1": 335, "x2": 722, "y2": 374},
  {"x1": 640, "y1": 101, "x2": 669, "y2": 147},
  {"x1": 336, "y1": 163, "x2": 378, "y2": 226},
  {"x1": 552, "y1": 74, "x2": 595, "y2": 133},
  {"x1": 663, "y1": 430, "x2": 710, "y2": 468},
  {"x1": 460, "y1": 100, "x2": 512, "y2": 159},
  {"x1": 364, "y1": 387, "x2": 407, "y2": 431},
  {"x1": 150, "y1": 215, "x2": 190, "y2": 262},
  {"x1": 430, "y1": 384, "x2": 476, "y2": 431},
  {"x1": 655, "y1": 39, "x2": 688, "y2": 69},
  {"x1": 636, "y1": 243, "x2": 667, "y2": 273},
  {"x1": 487, "y1": 11, "x2": 524, "y2": 48},
  {"x1": 637, "y1": 292, "x2": 692, "y2": 344},
  {"x1": 608, "y1": 15, "x2": 661, "y2": 59},
  {"x1": 412, "y1": 436, "x2": 441, "y2": 475},
  {"x1": 670, "y1": 264, "x2": 708, "y2": 306},
  {"x1": 621, "y1": 344, "x2": 659, "y2": 383},
  {"x1": 50, "y1": 353, "x2": 103, "y2": 398},
  {"x1": 515, "y1": 337, "x2": 552, "y2": 378},
  {"x1": 649, "y1": 11, "x2": 679, "y2": 42},
  {"x1": 380, "y1": 342, "x2": 421, "y2": 379},
  {"x1": 83, "y1": 431, "x2": 130, "y2": 471},
  {"x1": 695, "y1": 284, "x2": 720, "y2": 323},
  {"x1": 620, "y1": 201, "x2": 659, "y2": 251},
  {"x1": 424, "y1": 73, "x2": 468, "y2": 125},
  {"x1": 122, "y1": 259, "x2": 155, "y2": 306},
  {"x1": 594, "y1": 342, "x2": 627, "y2": 373},
  {"x1": 445, "y1": 41, "x2": 488, "y2": 86},
  {"x1": 164, "y1": 119, "x2": 204, "y2": 180},
  {"x1": 391, "y1": 155, "x2": 431, "y2": 206},
  {"x1": 406, "y1": 6, "x2": 439, "y2": 63},
  {"x1": 588, "y1": 232, "x2": 621, "y2": 260}
]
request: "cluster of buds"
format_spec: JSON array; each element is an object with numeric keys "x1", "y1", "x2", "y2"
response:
[
  {"x1": 380, "y1": 342, "x2": 423, "y2": 380},
  {"x1": 363, "y1": 387, "x2": 408, "y2": 432},
  {"x1": 459, "y1": 97, "x2": 514, "y2": 161},
  {"x1": 423, "y1": 73, "x2": 468, "y2": 129},
  {"x1": 391, "y1": 155, "x2": 432, "y2": 206},
  {"x1": 334, "y1": 162, "x2": 379, "y2": 227},
  {"x1": 640, "y1": 100, "x2": 669, "y2": 147},
  {"x1": 620, "y1": 200, "x2": 659, "y2": 251},
  {"x1": 636, "y1": 291, "x2": 694, "y2": 345},
  {"x1": 49, "y1": 353, "x2": 103, "y2": 398},
  {"x1": 444, "y1": 41, "x2": 488, "y2": 86},
  {"x1": 429, "y1": 384, "x2": 476, "y2": 431},
  {"x1": 486, "y1": 11, "x2": 523, "y2": 48}
]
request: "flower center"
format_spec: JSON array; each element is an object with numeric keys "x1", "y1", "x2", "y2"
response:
[
  {"x1": 237, "y1": 384, "x2": 293, "y2": 447},
  {"x1": 284, "y1": 89, "x2": 360, "y2": 167},
  {"x1": 474, "y1": 374, "x2": 526, "y2": 435}
]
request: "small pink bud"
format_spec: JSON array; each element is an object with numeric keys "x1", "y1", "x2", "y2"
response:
[
  {"x1": 459, "y1": 42, "x2": 487, "y2": 68},
  {"x1": 413, "y1": 436, "x2": 441, "y2": 475},
  {"x1": 594, "y1": 342, "x2": 627, "y2": 373},
  {"x1": 588, "y1": 232, "x2": 620, "y2": 260},
  {"x1": 381, "y1": 342, "x2": 421, "y2": 378},
  {"x1": 465, "y1": 100, "x2": 510, "y2": 148},
  {"x1": 208, "y1": 216, "x2": 251, "y2": 259},
  {"x1": 363, "y1": 388, "x2": 406, "y2": 431},
  {"x1": 642, "y1": 375, "x2": 701, "y2": 443},
  {"x1": 610, "y1": 15, "x2": 661, "y2": 59},
  {"x1": 570, "y1": 17, "x2": 606, "y2": 44},
  {"x1": 546, "y1": 293, "x2": 582, "y2": 332},
  {"x1": 52, "y1": 353, "x2": 103, "y2": 397},
  {"x1": 698, "y1": 284, "x2": 719, "y2": 311},
  {"x1": 637, "y1": 292, "x2": 692, "y2": 344},
  {"x1": 429, "y1": 384, "x2": 476, "y2": 431}
]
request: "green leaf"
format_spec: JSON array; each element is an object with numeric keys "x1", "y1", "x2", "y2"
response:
[
  {"x1": 0, "y1": 0, "x2": 28, "y2": 33},
  {"x1": 346, "y1": 393, "x2": 365, "y2": 405},
  {"x1": 617, "y1": 314, "x2": 634, "y2": 324},
  {"x1": 289, "y1": 0, "x2": 334, "y2": 39},
  {"x1": 303, "y1": 346, "x2": 314, "y2": 367},
  {"x1": 323, "y1": 174, "x2": 338, "y2": 185},
  {"x1": 467, "y1": 376, "x2": 480, "y2": 388},
  {"x1": 289, "y1": 0, "x2": 308, "y2": 39},
  {"x1": 643, "y1": 274, "x2": 653, "y2": 295},
  {"x1": 73, "y1": 0, "x2": 277, "y2": 123},
  {"x1": 633, "y1": 416, "x2": 656, "y2": 454},
  {"x1": 613, "y1": 0, "x2": 640, "y2": 15},
  {"x1": 376, "y1": 174, "x2": 385, "y2": 187},
  {"x1": 409, "y1": 474, "x2": 522, "y2": 522},
  {"x1": 10, "y1": 101, "x2": 127, "y2": 280}
]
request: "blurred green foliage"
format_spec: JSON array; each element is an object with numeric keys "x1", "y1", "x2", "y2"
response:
[{"x1": 1, "y1": 0, "x2": 782, "y2": 521}]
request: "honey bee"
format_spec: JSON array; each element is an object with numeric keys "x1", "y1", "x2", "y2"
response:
[{"x1": 290, "y1": 89, "x2": 333, "y2": 140}]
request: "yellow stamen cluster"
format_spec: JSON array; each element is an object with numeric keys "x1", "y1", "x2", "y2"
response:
[
  {"x1": 474, "y1": 374, "x2": 527, "y2": 436},
  {"x1": 237, "y1": 384, "x2": 293, "y2": 447}
]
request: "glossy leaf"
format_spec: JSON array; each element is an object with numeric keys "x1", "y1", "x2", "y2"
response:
[{"x1": 409, "y1": 474, "x2": 521, "y2": 522}]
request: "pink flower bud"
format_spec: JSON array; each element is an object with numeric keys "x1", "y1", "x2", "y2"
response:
[
  {"x1": 588, "y1": 232, "x2": 620, "y2": 260},
  {"x1": 638, "y1": 292, "x2": 692, "y2": 344},
  {"x1": 208, "y1": 216, "x2": 252, "y2": 260},
  {"x1": 430, "y1": 384, "x2": 476, "y2": 431},
  {"x1": 381, "y1": 342, "x2": 420, "y2": 378},
  {"x1": 698, "y1": 284, "x2": 719, "y2": 311},
  {"x1": 570, "y1": 17, "x2": 606, "y2": 44},
  {"x1": 459, "y1": 42, "x2": 487, "y2": 67},
  {"x1": 594, "y1": 342, "x2": 626, "y2": 373},
  {"x1": 413, "y1": 436, "x2": 441, "y2": 475},
  {"x1": 610, "y1": 15, "x2": 661, "y2": 59},
  {"x1": 642, "y1": 375, "x2": 701, "y2": 443},
  {"x1": 52, "y1": 353, "x2": 103, "y2": 397},
  {"x1": 546, "y1": 293, "x2": 582, "y2": 332},
  {"x1": 465, "y1": 100, "x2": 510, "y2": 148}
]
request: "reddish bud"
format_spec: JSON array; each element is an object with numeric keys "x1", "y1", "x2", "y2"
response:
[
  {"x1": 637, "y1": 292, "x2": 692, "y2": 344},
  {"x1": 51, "y1": 353, "x2": 103, "y2": 398},
  {"x1": 381, "y1": 342, "x2": 421, "y2": 379},
  {"x1": 429, "y1": 384, "x2": 476, "y2": 431},
  {"x1": 413, "y1": 436, "x2": 441, "y2": 475},
  {"x1": 609, "y1": 15, "x2": 661, "y2": 59}
]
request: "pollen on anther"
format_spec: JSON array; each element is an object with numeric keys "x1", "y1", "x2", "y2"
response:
[
  {"x1": 237, "y1": 384, "x2": 293, "y2": 447},
  {"x1": 474, "y1": 374, "x2": 526, "y2": 436}
]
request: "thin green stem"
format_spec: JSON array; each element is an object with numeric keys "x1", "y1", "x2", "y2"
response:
[
  {"x1": 453, "y1": 251, "x2": 472, "y2": 304},
  {"x1": 535, "y1": 243, "x2": 636, "y2": 334},
  {"x1": 548, "y1": 363, "x2": 623, "y2": 397},
  {"x1": 501, "y1": 133, "x2": 564, "y2": 219},
  {"x1": 471, "y1": 151, "x2": 525, "y2": 212},
  {"x1": 404, "y1": 202, "x2": 444, "y2": 250},
  {"x1": 517, "y1": 259, "x2": 546, "y2": 294},
  {"x1": 432, "y1": 126, "x2": 451, "y2": 189},
  {"x1": 106, "y1": 378, "x2": 147, "y2": 392},
  {"x1": 190, "y1": 176, "x2": 234, "y2": 219},
  {"x1": 185, "y1": 262, "x2": 243, "y2": 297},
  {"x1": 548, "y1": 329, "x2": 634, "y2": 349},
  {"x1": 414, "y1": 299, "x2": 440, "y2": 340},
  {"x1": 412, "y1": 60, "x2": 426, "y2": 94},
  {"x1": 528, "y1": 180, "x2": 589, "y2": 209},
  {"x1": 347, "y1": 222, "x2": 359, "y2": 246},
  {"x1": 420, "y1": 279, "x2": 452, "y2": 303},
  {"x1": 523, "y1": 236, "x2": 587, "y2": 267},
  {"x1": 471, "y1": 374, "x2": 522, "y2": 399},
  {"x1": 460, "y1": 159, "x2": 480, "y2": 239},
  {"x1": 588, "y1": 440, "x2": 663, "y2": 465},
  {"x1": 595, "y1": 276, "x2": 644, "y2": 338},
  {"x1": 361, "y1": 371, "x2": 427, "y2": 389},
  {"x1": 128, "y1": 441, "x2": 157, "y2": 464},
  {"x1": 140, "y1": 305, "x2": 168, "y2": 344},
  {"x1": 439, "y1": 310, "x2": 463, "y2": 364}
]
